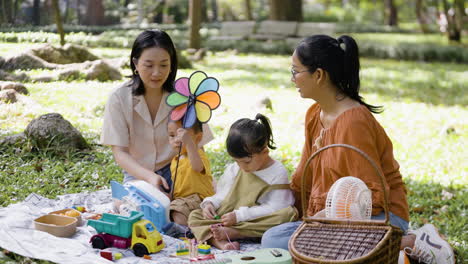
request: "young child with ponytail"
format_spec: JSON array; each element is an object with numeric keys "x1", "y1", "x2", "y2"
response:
[{"x1": 188, "y1": 113, "x2": 297, "y2": 250}]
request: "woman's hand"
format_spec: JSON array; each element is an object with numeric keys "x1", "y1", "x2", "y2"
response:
[
  {"x1": 221, "y1": 212, "x2": 237, "y2": 227},
  {"x1": 146, "y1": 173, "x2": 169, "y2": 191},
  {"x1": 202, "y1": 202, "x2": 217, "y2": 220}
]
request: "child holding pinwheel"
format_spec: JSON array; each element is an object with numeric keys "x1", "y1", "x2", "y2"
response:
[
  {"x1": 163, "y1": 118, "x2": 215, "y2": 235},
  {"x1": 163, "y1": 71, "x2": 221, "y2": 237},
  {"x1": 188, "y1": 114, "x2": 298, "y2": 250}
]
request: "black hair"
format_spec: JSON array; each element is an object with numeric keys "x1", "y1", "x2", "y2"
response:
[
  {"x1": 226, "y1": 113, "x2": 276, "y2": 159},
  {"x1": 295, "y1": 34, "x2": 382, "y2": 114},
  {"x1": 129, "y1": 29, "x2": 178, "y2": 96}
]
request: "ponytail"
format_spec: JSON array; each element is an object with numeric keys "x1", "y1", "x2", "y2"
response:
[
  {"x1": 226, "y1": 113, "x2": 276, "y2": 158},
  {"x1": 254, "y1": 113, "x2": 276, "y2": 151},
  {"x1": 296, "y1": 34, "x2": 382, "y2": 113}
]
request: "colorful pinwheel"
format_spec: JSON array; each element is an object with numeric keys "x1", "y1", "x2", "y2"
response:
[{"x1": 166, "y1": 71, "x2": 221, "y2": 128}]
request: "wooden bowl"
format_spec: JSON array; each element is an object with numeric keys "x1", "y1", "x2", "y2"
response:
[{"x1": 34, "y1": 214, "x2": 77, "y2": 237}]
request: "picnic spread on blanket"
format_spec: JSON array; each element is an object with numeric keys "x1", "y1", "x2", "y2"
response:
[
  {"x1": 0, "y1": 189, "x2": 283, "y2": 264},
  {"x1": 0, "y1": 70, "x2": 403, "y2": 264}
]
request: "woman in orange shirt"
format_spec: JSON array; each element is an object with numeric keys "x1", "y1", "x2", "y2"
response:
[{"x1": 261, "y1": 35, "x2": 454, "y2": 264}]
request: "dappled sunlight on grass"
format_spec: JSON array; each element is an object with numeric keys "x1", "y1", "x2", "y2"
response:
[{"x1": 361, "y1": 59, "x2": 466, "y2": 106}]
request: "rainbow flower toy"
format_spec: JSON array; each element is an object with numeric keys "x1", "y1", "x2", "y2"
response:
[{"x1": 166, "y1": 71, "x2": 221, "y2": 128}]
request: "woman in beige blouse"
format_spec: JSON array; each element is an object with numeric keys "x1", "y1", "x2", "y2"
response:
[{"x1": 101, "y1": 30, "x2": 212, "y2": 193}]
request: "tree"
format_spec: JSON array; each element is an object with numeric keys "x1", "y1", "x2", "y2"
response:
[
  {"x1": 440, "y1": 0, "x2": 465, "y2": 42},
  {"x1": 244, "y1": 0, "x2": 252, "y2": 20},
  {"x1": 51, "y1": 0, "x2": 65, "y2": 45},
  {"x1": 384, "y1": 0, "x2": 398, "y2": 26},
  {"x1": 189, "y1": 0, "x2": 202, "y2": 49},
  {"x1": 210, "y1": 0, "x2": 218, "y2": 22},
  {"x1": 1, "y1": 0, "x2": 13, "y2": 24},
  {"x1": 416, "y1": 0, "x2": 431, "y2": 33},
  {"x1": 32, "y1": 0, "x2": 40, "y2": 25},
  {"x1": 269, "y1": 0, "x2": 302, "y2": 21},
  {"x1": 84, "y1": 0, "x2": 105, "y2": 25}
]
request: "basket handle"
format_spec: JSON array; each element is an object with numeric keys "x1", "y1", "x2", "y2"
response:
[{"x1": 300, "y1": 143, "x2": 390, "y2": 225}]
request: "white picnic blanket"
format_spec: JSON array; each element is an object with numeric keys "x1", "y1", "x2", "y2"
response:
[{"x1": 0, "y1": 190, "x2": 261, "y2": 264}]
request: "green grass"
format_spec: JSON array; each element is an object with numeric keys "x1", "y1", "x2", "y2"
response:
[{"x1": 0, "y1": 44, "x2": 467, "y2": 263}]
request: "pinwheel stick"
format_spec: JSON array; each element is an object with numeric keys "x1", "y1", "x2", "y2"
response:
[{"x1": 169, "y1": 113, "x2": 187, "y2": 199}]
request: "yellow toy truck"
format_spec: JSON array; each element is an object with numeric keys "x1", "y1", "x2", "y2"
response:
[{"x1": 87, "y1": 211, "x2": 164, "y2": 257}]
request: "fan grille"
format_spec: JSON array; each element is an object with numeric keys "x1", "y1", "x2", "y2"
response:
[{"x1": 326, "y1": 176, "x2": 372, "y2": 220}]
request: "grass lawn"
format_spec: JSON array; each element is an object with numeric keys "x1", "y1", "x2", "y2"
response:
[{"x1": 0, "y1": 44, "x2": 466, "y2": 263}]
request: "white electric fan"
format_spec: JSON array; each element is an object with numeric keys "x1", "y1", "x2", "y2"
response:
[{"x1": 325, "y1": 176, "x2": 372, "y2": 220}]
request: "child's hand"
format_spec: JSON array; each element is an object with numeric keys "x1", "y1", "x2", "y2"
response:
[
  {"x1": 202, "y1": 202, "x2": 217, "y2": 220},
  {"x1": 176, "y1": 128, "x2": 194, "y2": 145},
  {"x1": 221, "y1": 212, "x2": 237, "y2": 226}
]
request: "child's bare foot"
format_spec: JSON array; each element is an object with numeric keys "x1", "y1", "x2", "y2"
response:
[
  {"x1": 210, "y1": 224, "x2": 242, "y2": 241},
  {"x1": 209, "y1": 238, "x2": 240, "y2": 250}
]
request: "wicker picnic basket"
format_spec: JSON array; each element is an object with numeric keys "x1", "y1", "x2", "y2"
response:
[{"x1": 289, "y1": 144, "x2": 403, "y2": 264}]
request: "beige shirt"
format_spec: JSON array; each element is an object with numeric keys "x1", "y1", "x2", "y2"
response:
[{"x1": 100, "y1": 81, "x2": 214, "y2": 172}]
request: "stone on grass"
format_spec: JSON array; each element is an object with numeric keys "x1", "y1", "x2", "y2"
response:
[
  {"x1": 258, "y1": 96, "x2": 273, "y2": 111},
  {"x1": 0, "y1": 70, "x2": 29, "y2": 82},
  {"x1": 0, "y1": 89, "x2": 19, "y2": 103},
  {"x1": 0, "y1": 132, "x2": 26, "y2": 146},
  {"x1": 83, "y1": 60, "x2": 122, "y2": 81},
  {"x1": 178, "y1": 51, "x2": 192, "y2": 69},
  {"x1": 0, "y1": 81, "x2": 29, "y2": 95},
  {"x1": 24, "y1": 113, "x2": 90, "y2": 153},
  {"x1": 30, "y1": 43, "x2": 99, "y2": 64},
  {"x1": 2, "y1": 53, "x2": 58, "y2": 71}
]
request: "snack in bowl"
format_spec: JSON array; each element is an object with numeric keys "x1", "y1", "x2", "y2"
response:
[{"x1": 49, "y1": 208, "x2": 83, "y2": 226}]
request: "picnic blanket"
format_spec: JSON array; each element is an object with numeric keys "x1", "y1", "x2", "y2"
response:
[{"x1": 0, "y1": 189, "x2": 261, "y2": 264}]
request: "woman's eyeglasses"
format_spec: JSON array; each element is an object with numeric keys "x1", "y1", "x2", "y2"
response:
[{"x1": 291, "y1": 68, "x2": 308, "y2": 79}]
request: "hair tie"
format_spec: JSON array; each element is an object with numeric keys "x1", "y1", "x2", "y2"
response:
[{"x1": 337, "y1": 37, "x2": 346, "y2": 51}]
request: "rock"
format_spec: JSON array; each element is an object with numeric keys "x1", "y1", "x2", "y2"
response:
[
  {"x1": 3, "y1": 53, "x2": 58, "y2": 71},
  {"x1": 29, "y1": 43, "x2": 99, "y2": 64},
  {"x1": 83, "y1": 60, "x2": 122, "y2": 81},
  {"x1": 24, "y1": 113, "x2": 90, "y2": 153},
  {"x1": 104, "y1": 57, "x2": 128, "y2": 69},
  {"x1": 258, "y1": 96, "x2": 273, "y2": 111},
  {"x1": 177, "y1": 51, "x2": 192, "y2": 69},
  {"x1": 57, "y1": 68, "x2": 84, "y2": 81},
  {"x1": 0, "y1": 89, "x2": 18, "y2": 103},
  {"x1": 0, "y1": 70, "x2": 29, "y2": 82},
  {"x1": 0, "y1": 81, "x2": 29, "y2": 95},
  {"x1": 0, "y1": 56, "x2": 5, "y2": 69},
  {"x1": 0, "y1": 132, "x2": 27, "y2": 146}
]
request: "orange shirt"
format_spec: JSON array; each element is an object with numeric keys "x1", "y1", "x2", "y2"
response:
[{"x1": 291, "y1": 103, "x2": 409, "y2": 221}]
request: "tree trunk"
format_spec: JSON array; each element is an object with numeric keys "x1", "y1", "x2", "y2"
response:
[
  {"x1": 13, "y1": 0, "x2": 19, "y2": 21},
  {"x1": 32, "y1": 0, "x2": 40, "y2": 25},
  {"x1": 384, "y1": 0, "x2": 398, "y2": 26},
  {"x1": 153, "y1": 0, "x2": 165, "y2": 23},
  {"x1": 189, "y1": 0, "x2": 202, "y2": 49},
  {"x1": 244, "y1": 0, "x2": 252, "y2": 20},
  {"x1": 441, "y1": 0, "x2": 461, "y2": 41},
  {"x1": 200, "y1": 0, "x2": 208, "y2": 22},
  {"x1": 52, "y1": 0, "x2": 65, "y2": 46},
  {"x1": 2, "y1": 0, "x2": 13, "y2": 23},
  {"x1": 84, "y1": 0, "x2": 105, "y2": 25},
  {"x1": 76, "y1": 0, "x2": 81, "y2": 24},
  {"x1": 415, "y1": 0, "x2": 430, "y2": 33},
  {"x1": 269, "y1": 0, "x2": 302, "y2": 21},
  {"x1": 63, "y1": 0, "x2": 70, "y2": 24},
  {"x1": 210, "y1": 0, "x2": 218, "y2": 22}
]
